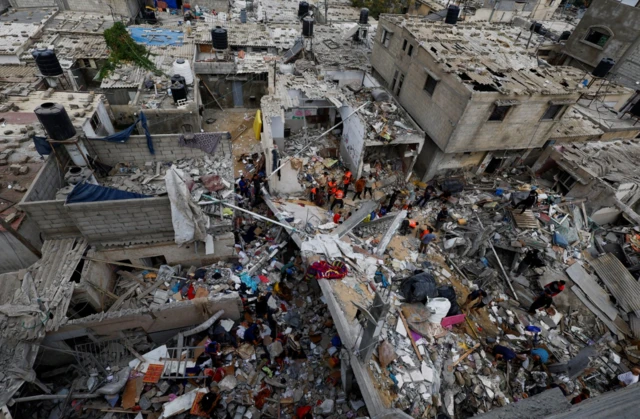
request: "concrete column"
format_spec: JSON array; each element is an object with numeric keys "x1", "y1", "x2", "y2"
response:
[{"x1": 340, "y1": 348, "x2": 354, "y2": 393}]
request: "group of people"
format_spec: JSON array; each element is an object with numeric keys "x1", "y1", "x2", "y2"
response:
[{"x1": 237, "y1": 172, "x2": 269, "y2": 208}]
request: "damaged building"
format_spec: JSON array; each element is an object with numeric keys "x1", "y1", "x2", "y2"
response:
[{"x1": 370, "y1": 15, "x2": 635, "y2": 180}]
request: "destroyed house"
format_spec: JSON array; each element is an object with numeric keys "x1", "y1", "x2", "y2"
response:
[
  {"x1": 370, "y1": 15, "x2": 633, "y2": 180},
  {"x1": 260, "y1": 71, "x2": 424, "y2": 194}
]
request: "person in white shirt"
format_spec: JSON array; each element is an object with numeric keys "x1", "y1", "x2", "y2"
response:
[{"x1": 615, "y1": 368, "x2": 640, "y2": 388}]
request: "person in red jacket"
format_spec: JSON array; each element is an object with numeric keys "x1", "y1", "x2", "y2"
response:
[
  {"x1": 544, "y1": 280, "x2": 566, "y2": 297},
  {"x1": 333, "y1": 211, "x2": 341, "y2": 224},
  {"x1": 331, "y1": 189, "x2": 344, "y2": 211}
]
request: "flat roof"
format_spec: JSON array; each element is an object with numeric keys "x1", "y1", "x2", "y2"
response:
[
  {"x1": 312, "y1": 24, "x2": 371, "y2": 70},
  {"x1": 43, "y1": 11, "x2": 116, "y2": 34},
  {"x1": 0, "y1": 8, "x2": 57, "y2": 24},
  {"x1": 378, "y1": 15, "x2": 628, "y2": 96}
]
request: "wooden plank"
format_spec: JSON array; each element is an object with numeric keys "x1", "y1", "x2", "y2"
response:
[{"x1": 510, "y1": 209, "x2": 540, "y2": 229}]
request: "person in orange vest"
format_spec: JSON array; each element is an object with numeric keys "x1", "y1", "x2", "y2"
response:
[
  {"x1": 327, "y1": 178, "x2": 337, "y2": 198},
  {"x1": 399, "y1": 208, "x2": 417, "y2": 235},
  {"x1": 309, "y1": 183, "x2": 318, "y2": 202},
  {"x1": 353, "y1": 176, "x2": 366, "y2": 200},
  {"x1": 330, "y1": 188, "x2": 345, "y2": 211},
  {"x1": 342, "y1": 169, "x2": 353, "y2": 193}
]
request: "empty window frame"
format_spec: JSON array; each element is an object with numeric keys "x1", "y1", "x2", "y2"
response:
[
  {"x1": 90, "y1": 113, "x2": 101, "y2": 132},
  {"x1": 381, "y1": 29, "x2": 392, "y2": 47},
  {"x1": 488, "y1": 105, "x2": 512, "y2": 122},
  {"x1": 541, "y1": 104, "x2": 566, "y2": 121},
  {"x1": 392, "y1": 70, "x2": 405, "y2": 95},
  {"x1": 584, "y1": 28, "x2": 610, "y2": 47},
  {"x1": 424, "y1": 75, "x2": 438, "y2": 96},
  {"x1": 408, "y1": 44, "x2": 414, "y2": 56},
  {"x1": 402, "y1": 39, "x2": 408, "y2": 51}
]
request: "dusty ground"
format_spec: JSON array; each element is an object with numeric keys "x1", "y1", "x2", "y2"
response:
[
  {"x1": 202, "y1": 108, "x2": 259, "y2": 178},
  {"x1": 0, "y1": 160, "x2": 44, "y2": 213}
]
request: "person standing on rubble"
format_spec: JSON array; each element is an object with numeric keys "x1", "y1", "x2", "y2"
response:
[
  {"x1": 435, "y1": 206, "x2": 449, "y2": 231},
  {"x1": 515, "y1": 187, "x2": 539, "y2": 214},
  {"x1": 252, "y1": 175, "x2": 263, "y2": 208},
  {"x1": 528, "y1": 293, "x2": 554, "y2": 314},
  {"x1": 318, "y1": 171, "x2": 329, "y2": 190},
  {"x1": 491, "y1": 344, "x2": 526, "y2": 365},
  {"x1": 239, "y1": 175, "x2": 250, "y2": 197},
  {"x1": 400, "y1": 210, "x2": 416, "y2": 235},
  {"x1": 272, "y1": 145, "x2": 281, "y2": 180},
  {"x1": 386, "y1": 189, "x2": 399, "y2": 212},
  {"x1": 330, "y1": 188, "x2": 345, "y2": 211},
  {"x1": 342, "y1": 169, "x2": 353, "y2": 193},
  {"x1": 309, "y1": 182, "x2": 318, "y2": 203},
  {"x1": 327, "y1": 178, "x2": 338, "y2": 201},
  {"x1": 364, "y1": 174, "x2": 376, "y2": 198},
  {"x1": 544, "y1": 280, "x2": 566, "y2": 297},
  {"x1": 515, "y1": 249, "x2": 545, "y2": 276},
  {"x1": 353, "y1": 176, "x2": 366, "y2": 200},
  {"x1": 419, "y1": 231, "x2": 437, "y2": 254}
]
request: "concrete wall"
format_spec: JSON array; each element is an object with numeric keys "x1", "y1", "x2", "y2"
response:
[
  {"x1": 0, "y1": 216, "x2": 43, "y2": 274},
  {"x1": 141, "y1": 108, "x2": 201, "y2": 134},
  {"x1": 65, "y1": 0, "x2": 140, "y2": 18},
  {"x1": 87, "y1": 134, "x2": 215, "y2": 166},
  {"x1": 371, "y1": 19, "x2": 470, "y2": 151},
  {"x1": 93, "y1": 233, "x2": 236, "y2": 266},
  {"x1": 200, "y1": 76, "x2": 268, "y2": 109},
  {"x1": 562, "y1": 0, "x2": 640, "y2": 75},
  {"x1": 9, "y1": 0, "x2": 55, "y2": 7},
  {"x1": 339, "y1": 105, "x2": 366, "y2": 176},
  {"x1": 45, "y1": 293, "x2": 244, "y2": 341},
  {"x1": 19, "y1": 135, "x2": 232, "y2": 245}
]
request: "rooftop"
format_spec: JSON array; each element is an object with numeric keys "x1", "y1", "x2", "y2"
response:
[
  {"x1": 129, "y1": 26, "x2": 185, "y2": 46},
  {"x1": 23, "y1": 33, "x2": 109, "y2": 66},
  {"x1": 378, "y1": 15, "x2": 625, "y2": 96},
  {"x1": 0, "y1": 8, "x2": 57, "y2": 24},
  {"x1": 0, "y1": 11, "x2": 55, "y2": 57},
  {"x1": 42, "y1": 11, "x2": 116, "y2": 34},
  {"x1": 312, "y1": 24, "x2": 372, "y2": 70}
]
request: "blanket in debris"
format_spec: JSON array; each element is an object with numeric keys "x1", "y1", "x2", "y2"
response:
[{"x1": 305, "y1": 260, "x2": 348, "y2": 280}]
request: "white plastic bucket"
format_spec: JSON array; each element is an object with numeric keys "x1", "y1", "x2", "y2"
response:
[{"x1": 426, "y1": 297, "x2": 451, "y2": 324}]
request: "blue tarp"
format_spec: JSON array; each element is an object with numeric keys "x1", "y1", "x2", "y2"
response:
[
  {"x1": 130, "y1": 27, "x2": 183, "y2": 46},
  {"x1": 66, "y1": 181, "x2": 150, "y2": 204},
  {"x1": 91, "y1": 112, "x2": 154, "y2": 154},
  {"x1": 33, "y1": 136, "x2": 53, "y2": 155}
]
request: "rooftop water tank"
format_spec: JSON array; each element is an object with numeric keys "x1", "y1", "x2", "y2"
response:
[
  {"x1": 302, "y1": 17, "x2": 314, "y2": 37},
  {"x1": 171, "y1": 82, "x2": 188, "y2": 104},
  {"x1": 212, "y1": 27, "x2": 228, "y2": 50},
  {"x1": 172, "y1": 59, "x2": 193, "y2": 85},
  {"x1": 32, "y1": 48, "x2": 63, "y2": 77},
  {"x1": 445, "y1": 5, "x2": 459, "y2": 25},
  {"x1": 298, "y1": 1, "x2": 309, "y2": 18},
  {"x1": 34, "y1": 103, "x2": 76, "y2": 141},
  {"x1": 171, "y1": 74, "x2": 186, "y2": 87},
  {"x1": 359, "y1": 8, "x2": 369, "y2": 25},
  {"x1": 592, "y1": 57, "x2": 615, "y2": 78}
]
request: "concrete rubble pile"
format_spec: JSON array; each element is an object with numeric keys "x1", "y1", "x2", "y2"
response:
[
  {"x1": 288, "y1": 164, "x2": 640, "y2": 418},
  {"x1": 103, "y1": 156, "x2": 234, "y2": 197},
  {"x1": 9, "y1": 256, "x2": 369, "y2": 419}
]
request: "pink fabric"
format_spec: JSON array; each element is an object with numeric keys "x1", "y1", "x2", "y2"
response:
[{"x1": 441, "y1": 314, "x2": 466, "y2": 328}]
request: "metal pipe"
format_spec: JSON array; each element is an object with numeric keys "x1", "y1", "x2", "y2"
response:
[
  {"x1": 199, "y1": 194, "x2": 306, "y2": 235},
  {"x1": 475, "y1": 213, "x2": 519, "y2": 301},
  {"x1": 266, "y1": 101, "x2": 371, "y2": 179}
]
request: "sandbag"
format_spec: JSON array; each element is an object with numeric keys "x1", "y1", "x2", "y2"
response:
[{"x1": 400, "y1": 272, "x2": 437, "y2": 303}]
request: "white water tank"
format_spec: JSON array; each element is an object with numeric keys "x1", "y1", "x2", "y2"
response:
[
  {"x1": 426, "y1": 298, "x2": 451, "y2": 324},
  {"x1": 172, "y1": 59, "x2": 193, "y2": 85}
]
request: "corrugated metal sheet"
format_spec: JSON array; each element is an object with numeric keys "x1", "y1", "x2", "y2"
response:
[
  {"x1": 629, "y1": 312, "x2": 640, "y2": 339},
  {"x1": 589, "y1": 253, "x2": 640, "y2": 313}
]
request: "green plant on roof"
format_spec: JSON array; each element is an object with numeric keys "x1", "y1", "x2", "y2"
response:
[{"x1": 99, "y1": 22, "x2": 160, "y2": 79}]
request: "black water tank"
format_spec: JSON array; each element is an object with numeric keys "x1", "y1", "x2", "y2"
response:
[
  {"x1": 359, "y1": 8, "x2": 369, "y2": 25},
  {"x1": 171, "y1": 82, "x2": 188, "y2": 104},
  {"x1": 34, "y1": 103, "x2": 76, "y2": 141},
  {"x1": 32, "y1": 48, "x2": 63, "y2": 77},
  {"x1": 560, "y1": 30, "x2": 571, "y2": 41},
  {"x1": 445, "y1": 5, "x2": 459, "y2": 25},
  {"x1": 593, "y1": 58, "x2": 615, "y2": 78},
  {"x1": 298, "y1": 1, "x2": 309, "y2": 18},
  {"x1": 171, "y1": 74, "x2": 186, "y2": 86},
  {"x1": 630, "y1": 100, "x2": 640, "y2": 117},
  {"x1": 145, "y1": 10, "x2": 157, "y2": 24},
  {"x1": 302, "y1": 17, "x2": 314, "y2": 37},
  {"x1": 211, "y1": 27, "x2": 228, "y2": 50}
]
